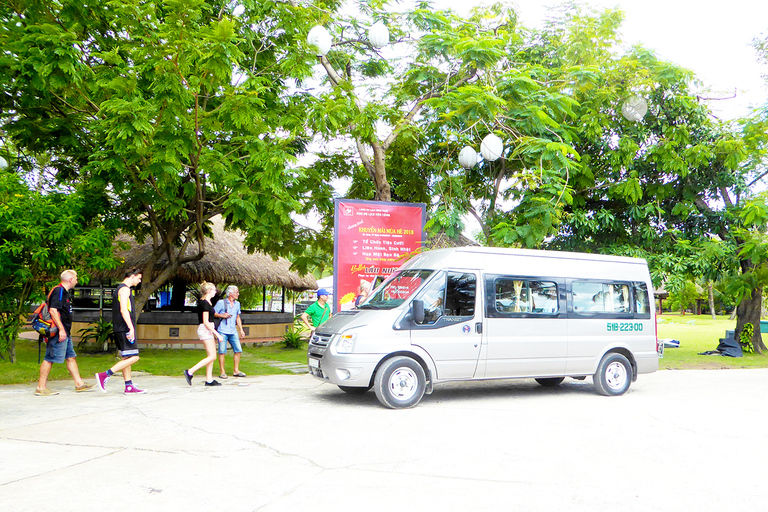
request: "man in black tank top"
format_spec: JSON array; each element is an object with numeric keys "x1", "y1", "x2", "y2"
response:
[{"x1": 95, "y1": 268, "x2": 146, "y2": 394}]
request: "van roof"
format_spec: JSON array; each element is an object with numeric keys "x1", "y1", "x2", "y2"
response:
[{"x1": 401, "y1": 247, "x2": 650, "y2": 281}]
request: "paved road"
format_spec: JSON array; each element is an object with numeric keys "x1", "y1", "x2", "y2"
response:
[{"x1": 2, "y1": 369, "x2": 767, "y2": 512}]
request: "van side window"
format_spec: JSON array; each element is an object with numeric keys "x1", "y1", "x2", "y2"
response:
[
  {"x1": 572, "y1": 282, "x2": 631, "y2": 313},
  {"x1": 633, "y1": 282, "x2": 651, "y2": 316},
  {"x1": 418, "y1": 272, "x2": 476, "y2": 324},
  {"x1": 494, "y1": 279, "x2": 558, "y2": 314}
]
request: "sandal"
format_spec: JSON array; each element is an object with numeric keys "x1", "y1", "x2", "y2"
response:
[
  {"x1": 233, "y1": 372, "x2": 246, "y2": 378},
  {"x1": 219, "y1": 374, "x2": 228, "y2": 379}
]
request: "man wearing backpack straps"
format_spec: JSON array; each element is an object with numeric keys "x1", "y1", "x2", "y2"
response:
[
  {"x1": 95, "y1": 268, "x2": 145, "y2": 394},
  {"x1": 35, "y1": 270, "x2": 94, "y2": 396}
]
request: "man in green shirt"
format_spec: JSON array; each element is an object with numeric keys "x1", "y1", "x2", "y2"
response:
[{"x1": 301, "y1": 288, "x2": 331, "y2": 337}]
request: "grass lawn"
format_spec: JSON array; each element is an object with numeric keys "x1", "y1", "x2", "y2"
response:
[
  {"x1": 657, "y1": 313, "x2": 768, "y2": 369},
  {"x1": 0, "y1": 336, "x2": 309, "y2": 386},
  {"x1": 3, "y1": 315, "x2": 767, "y2": 386}
]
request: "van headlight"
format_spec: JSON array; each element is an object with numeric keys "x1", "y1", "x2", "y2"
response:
[{"x1": 333, "y1": 333, "x2": 355, "y2": 354}]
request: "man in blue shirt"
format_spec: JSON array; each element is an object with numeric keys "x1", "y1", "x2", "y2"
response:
[{"x1": 214, "y1": 285, "x2": 247, "y2": 378}]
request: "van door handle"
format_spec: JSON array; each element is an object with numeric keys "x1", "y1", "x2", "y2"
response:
[{"x1": 475, "y1": 322, "x2": 483, "y2": 334}]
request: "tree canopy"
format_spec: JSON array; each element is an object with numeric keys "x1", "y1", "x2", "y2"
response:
[{"x1": 1, "y1": 0, "x2": 333, "y2": 310}]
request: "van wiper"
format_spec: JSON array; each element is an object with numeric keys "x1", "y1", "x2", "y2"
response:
[{"x1": 358, "y1": 304, "x2": 381, "y2": 309}]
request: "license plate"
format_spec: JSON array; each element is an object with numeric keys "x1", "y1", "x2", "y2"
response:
[{"x1": 308, "y1": 358, "x2": 319, "y2": 369}]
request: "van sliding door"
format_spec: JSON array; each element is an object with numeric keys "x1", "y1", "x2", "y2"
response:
[{"x1": 482, "y1": 276, "x2": 567, "y2": 378}]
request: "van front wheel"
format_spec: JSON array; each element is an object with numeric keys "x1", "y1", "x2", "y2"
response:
[
  {"x1": 594, "y1": 353, "x2": 632, "y2": 396},
  {"x1": 374, "y1": 356, "x2": 426, "y2": 409}
]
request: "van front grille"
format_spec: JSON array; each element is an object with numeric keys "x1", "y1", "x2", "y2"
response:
[{"x1": 309, "y1": 333, "x2": 332, "y2": 356}]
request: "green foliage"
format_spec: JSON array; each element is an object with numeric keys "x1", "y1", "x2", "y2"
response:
[
  {"x1": 740, "y1": 323, "x2": 755, "y2": 354},
  {"x1": 0, "y1": 168, "x2": 117, "y2": 361},
  {"x1": 667, "y1": 281, "x2": 700, "y2": 315},
  {"x1": 77, "y1": 317, "x2": 114, "y2": 351},
  {"x1": 282, "y1": 317, "x2": 308, "y2": 349},
  {"x1": 0, "y1": 0, "x2": 328, "y2": 315}
]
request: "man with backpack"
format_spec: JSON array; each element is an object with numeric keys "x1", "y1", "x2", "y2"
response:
[
  {"x1": 35, "y1": 270, "x2": 94, "y2": 396},
  {"x1": 95, "y1": 268, "x2": 145, "y2": 394}
]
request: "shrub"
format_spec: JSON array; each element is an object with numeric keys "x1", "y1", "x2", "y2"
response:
[
  {"x1": 282, "y1": 317, "x2": 308, "y2": 349},
  {"x1": 77, "y1": 317, "x2": 114, "y2": 351},
  {"x1": 740, "y1": 323, "x2": 755, "y2": 354}
]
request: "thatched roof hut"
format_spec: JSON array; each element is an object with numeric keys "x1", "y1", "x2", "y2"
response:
[
  {"x1": 94, "y1": 215, "x2": 317, "y2": 291},
  {"x1": 424, "y1": 229, "x2": 480, "y2": 250}
]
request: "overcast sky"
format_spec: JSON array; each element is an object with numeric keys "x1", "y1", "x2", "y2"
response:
[{"x1": 437, "y1": 0, "x2": 768, "y2": 120}]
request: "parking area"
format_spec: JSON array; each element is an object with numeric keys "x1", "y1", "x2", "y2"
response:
[{"x1": 2, "y1": 369, "x2": 767, "y2": 511}]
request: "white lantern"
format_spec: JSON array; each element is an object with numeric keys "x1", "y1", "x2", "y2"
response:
[
  {"x1": 307, "y1": 25, "x2": 332, "y2": 57},
  {"x1": 480, "y1": 134, "x2": 504, "y2": 162},
  {"x1": 368, "y1": 22, "x2": 389, "y2": 48},
  {"x1": 458, "y1": 146, "x2": 477, "y2": 169},
  {"x1": 0, "y1": 156, "x2": 7, "y2": 169},
  {"x1": 621, "y1": 96, "x2": 648, "y2": 122}
]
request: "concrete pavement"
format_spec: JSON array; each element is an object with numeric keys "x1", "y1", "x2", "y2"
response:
[{"x1": 2, "y1": 369, "x2": 768, "y2": 511}]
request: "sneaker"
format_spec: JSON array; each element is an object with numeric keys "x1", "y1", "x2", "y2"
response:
[
  {"x1": 183, "y1": 370, "x2": 193, "y2": 386},
  {"x1": 75, "y1": 382, "x2": 95, "y2": 392},
  {"x1": 124, "y1": 385, "x2": 146, "y2": 394},
  {"x1": 95, "y1": 372, "x2": 109, "y2": 393},
  {"x1": 204, "y1": 380, "x2": 222, "y2": 387},
  {"x1": 35, "y1": 387, "x2": 59, "y2": 396}
]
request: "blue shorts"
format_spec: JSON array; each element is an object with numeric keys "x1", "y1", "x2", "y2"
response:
[
  {"x1": 44, "y1": 336, "x2": 76, "y2": 364},
  {"x1": 217, "y1": 333, "x2": 242, "y2": 354}
]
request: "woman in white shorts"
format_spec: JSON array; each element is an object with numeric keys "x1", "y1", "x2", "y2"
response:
[{"x1": 183, "y1": 282, "x2": 224, "y2": 387}]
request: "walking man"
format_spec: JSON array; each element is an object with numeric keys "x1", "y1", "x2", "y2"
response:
[
  {"x1": 214, "y1": 285, "x2": 247, "y2": 379},
  {"x1": 35, "y1": 270, "x2": 94, "y2": 395},
  {"x1": 301, "y1": 288, "x2": 332, "y2": 338},
  {"x1": 95, "y1": 268, "x2": 145, "y2": 394}
]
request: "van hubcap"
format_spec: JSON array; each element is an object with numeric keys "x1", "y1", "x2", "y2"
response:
[
  {"x1": 605, "y1": 361, "x2": 627, "y2": 390},
  {"x1": 388, "y1": 367, "x2": 418, "y2": 400}
]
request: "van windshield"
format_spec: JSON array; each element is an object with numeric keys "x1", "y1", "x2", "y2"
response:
[{"x1": 359, "y1": 269, "x2": 435, "y2": 310}]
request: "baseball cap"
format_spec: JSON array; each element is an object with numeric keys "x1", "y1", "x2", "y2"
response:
[{"x1": 317, "y1": 288, "x2": 330, "y2": 297}]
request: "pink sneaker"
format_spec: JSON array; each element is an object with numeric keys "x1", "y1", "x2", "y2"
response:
[
  {"x1": 95, "y1": 372, "x2": 109, "y2": 393},
  {"x1": 124, "y1": 385, "x2": 146, "y2": 395}
]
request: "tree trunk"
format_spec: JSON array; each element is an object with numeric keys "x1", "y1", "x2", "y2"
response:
[
  {"x1": 736, "y1": 288, "x2": 765, "y2": 354},
  {"x1": 371, "y1": 144, "x2": 391, "y2": 202},
  {"x1": 735, "y1": 257, "x2": 766, "y2": 354},
  {"x1": 708, "y1": 282, "x2": 716, "y2": 320}
]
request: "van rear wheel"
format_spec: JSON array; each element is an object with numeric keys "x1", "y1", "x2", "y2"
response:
[
  {"x1": 535, "y1": 377, "x2": 565, "y2": 387},
  {"x1": 594, "y1": 353, "x2": 632, "y2": 396},
  {"x1": 374, "y1": 356, "x2": 426, "y2": 409}
]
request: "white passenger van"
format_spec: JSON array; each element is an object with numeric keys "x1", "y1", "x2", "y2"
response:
[{"x1": 308, "y1": 247, "x2": 660, "y2": 408}]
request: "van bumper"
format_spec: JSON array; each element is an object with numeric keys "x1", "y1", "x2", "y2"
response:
[
  {"x1": 635, "y1": 352, "x2": 659, "y2": 374},
  {"x1": 308, "y1": 353, "x2": 380, "y2": 387}
]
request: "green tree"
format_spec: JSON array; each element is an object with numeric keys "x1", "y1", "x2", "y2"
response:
[
  {"x1": 666, "y1": 281, "x2": 699, "y2": 316},
  {"x1": 0, "y1": 0, "x2": 329, "y2": 313},
  {"x1": 517, "y1": 7, "x2": 768, "y2": 351},
  {"x1": 302, "y1": 0, "x2": 580, "y2": 217},
  {"x1": 0, "y1": 167, "x2": 115, "y2": 362}
]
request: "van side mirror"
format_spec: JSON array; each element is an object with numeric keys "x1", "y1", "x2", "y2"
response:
[{"x1": 412, "y1": 299, "x2": 425, "y2": 324}]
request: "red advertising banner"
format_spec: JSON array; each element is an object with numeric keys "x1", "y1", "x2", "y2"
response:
[{"x1": 334, "y1": 199, "x2": 426, "y2": 312}]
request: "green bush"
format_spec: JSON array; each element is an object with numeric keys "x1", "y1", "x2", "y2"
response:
[
  {"x1": 77, "y1": 317, "x2": 113, "y2": 351},
  {"x1": 282, "y1": 317, "x2": 308, "y2": 349}
]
